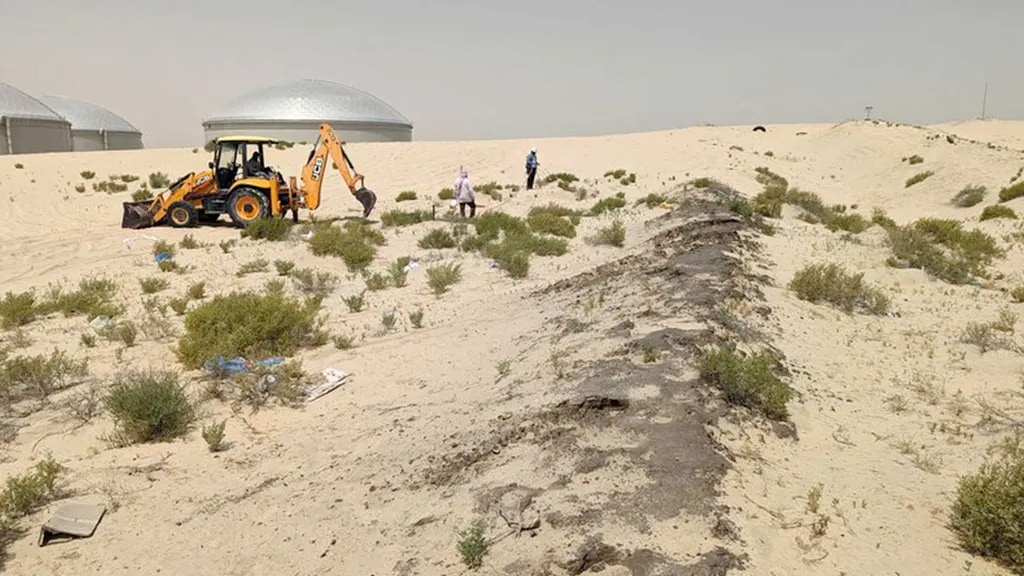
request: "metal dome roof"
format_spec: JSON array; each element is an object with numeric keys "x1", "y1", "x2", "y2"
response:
[
  {"x1": 203, "y1": 79, "x2": 412, "y2": 127},
  {"x1": 39, "y1": 95, "x2": 140, "y2": 134},
  {"x1": 0, "y1": 82, "x2": 66, "y2": 122}
]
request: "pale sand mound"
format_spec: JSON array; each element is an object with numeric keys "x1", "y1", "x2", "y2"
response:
[{"x1": 0, "y1": 120, "x2": 1021, "y2": 575}]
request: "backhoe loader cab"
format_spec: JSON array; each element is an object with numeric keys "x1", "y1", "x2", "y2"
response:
[{"x1": 120, "y1": 123, "x2": 376, "y2": 230}]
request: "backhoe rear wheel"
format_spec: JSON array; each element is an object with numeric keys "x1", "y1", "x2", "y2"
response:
[
  {"x1": 168, "y1": 201, "x2": 198, "y2": 228},
  {"x1": 227, "y1": 187, "x2": 269, "y2": 228}
]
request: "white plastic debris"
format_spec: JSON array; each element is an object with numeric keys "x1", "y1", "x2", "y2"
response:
[
  {"x1": 122, "y1": 235, "x2": 159, "y2": 249},
  {"x1": 403, "y1": 261, "x2": 420, "y2": 273},
  {"x1": 89, "y1": 316, "x2": 111, "y2": 330},
  {"x1": 306, "y1": 368, "x2": 349, "y2": 403}
]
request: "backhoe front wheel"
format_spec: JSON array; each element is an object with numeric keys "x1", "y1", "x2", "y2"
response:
[
  {"x1": 227, "y1": 187, "x2": 269, "y2": 227},
  {"x1": 167, "y1": 201, "x2": 198, "y2": 228}
]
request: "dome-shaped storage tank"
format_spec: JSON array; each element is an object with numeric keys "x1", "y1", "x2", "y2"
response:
[
  {"x1": 201, "y1": 79, "x2": 412, "y2": 146},
  {"x1": 0, "y1": 83, "x2": 72, "y2": 155}
]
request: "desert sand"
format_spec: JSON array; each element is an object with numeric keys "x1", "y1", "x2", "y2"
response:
[{"x1": 0, "y1": 118, "x2": 1022, "y2": 575}]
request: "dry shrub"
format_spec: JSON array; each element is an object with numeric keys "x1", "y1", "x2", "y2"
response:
[{"x1": 789, "y1": 263, "x2": 890, "y2": 314}]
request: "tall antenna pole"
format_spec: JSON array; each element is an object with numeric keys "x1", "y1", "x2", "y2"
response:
[
  {"x1": 865, "y1": 106, "x2": 873, "y2": 121},
  {"x1": 981, "y1": 82, "x2": 988, "y2": 120}
]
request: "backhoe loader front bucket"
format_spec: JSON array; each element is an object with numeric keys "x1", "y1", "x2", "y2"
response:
[
  {"x1": 355, "y1": 187, "x2": 377, "y2": 218},
  {"x1": 121, "y1": 201, "x2": 156, "y2": 229}
]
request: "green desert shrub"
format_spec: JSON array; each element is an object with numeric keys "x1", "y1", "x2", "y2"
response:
[
  {"x1": 980, "y1": 205, "x2": 1018, "y2": 221},
  {"x1": 176, "y1": 290, "x2": 322, "y2": 369},
  {"x1": 789, "y1": 263, "x2": 890, "y2": 314},
  {"x1": 884, "y1": 218, "x2": 1003, "y2": 284},
  {"x1": 395, "y1": 190, "x2": 417, "y2": 202},
  {"x1": 104, "y1": 368, "x2": 196, "y2": 445},
  {"x1": 999, "y1": 181, "x2": 1024, "y2": 203},
  {"x1": 953, "y1": 185, "x2": 986, "y2": 208},
  {"x1": 418, "y1": 228, "x2": 457, "y2": 249},
  {"x1": 905, "y1": 170, "x2": 934, "y2": 188},
  {"x1": 240, "y1": 218, "x2": 293, "y2": 241},
  {"x1": 307, "y1": 222, "x2": 379, "y2": 272},
  {"x1": 949, "y1": 434, "x2": 1024, "y2": 573},
  {"x1": 699, "y1": 345, "x2": 792, "y2": 421}
]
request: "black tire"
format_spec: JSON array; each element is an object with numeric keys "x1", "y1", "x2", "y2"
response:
[
  {"x1": 167, "y1": 201, "x2": 198, "y2": 228},
  {"x1": 198, "y1": 211, "x2": 220, "y2": 223},
  {"x1": 226, "y1": 187, "x2": 269, "y2": 227}
]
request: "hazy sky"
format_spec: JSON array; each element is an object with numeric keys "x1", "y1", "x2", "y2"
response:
[{"x1": 1, "y1": 0, "x2": 1022, "y2": 148}]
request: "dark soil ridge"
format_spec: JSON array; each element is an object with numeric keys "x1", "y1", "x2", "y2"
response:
[{"x1": 416, "y1": 184, "x2": 787, "y2": 574}]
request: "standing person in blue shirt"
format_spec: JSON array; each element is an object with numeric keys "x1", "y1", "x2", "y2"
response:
[{"x1": 525, "y1": 148, "x2": 539, "y2": 190}]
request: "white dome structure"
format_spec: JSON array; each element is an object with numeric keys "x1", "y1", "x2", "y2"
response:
[
  {"x1": 201, "y1": 79, "x2": 413, "y2": 145},
  {"x1": 39, "y1": 95, "x2": 144, "y2": 151},
  {"x1": 0, "y1": 82, "x2": 72, "y2": 155}
]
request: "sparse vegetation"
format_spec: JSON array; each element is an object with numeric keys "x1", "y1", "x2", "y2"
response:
[
  {"x1": 236, "y1": 258, "x2": 269, "y2": 276},
  {"x1": 0, "y1": 277, "x2": 123, "y2": 330},
  {"x1": 884, "y1": 218, "x2": 1003, "y2": 284},
  {"x1": 905, "y1": 170, "x2": 935, "y2": 188},
  {"x1": 80, "y1": 171, "x2": 95, "y2": 180},
  {"x1": 176, "y1": 290, "x2": 323, "y2": 369},
  {"x1": 589, "y1": 219, "x2": 626, "y2": 247},
  {"x1": 527, "y1": 204, "x2": 579, "y2": 238},
  {"x1": 635, "y1": 193, "x2": 668, "y2": 208},
  {"x1": 274, "y1": 260, "x2": 296, "y2": 276},
  {"x1": 904, "y1": 154, "x2": 924, "y2": 165},
  {"x1": 179, "y1": 234, "x2": 203, "y2": 249},
  {"x1": 0, "y1": 349, "x2": 88, "y2": 408},
  {"x1": 131, "y1": 188, "x2": 154, "y2": 202},
  {"x1": 202, "y1": 420, "x2": 227, "y2": 452},
  {"x1": 438, "y1": 188, "x2": 455, "y2": 200},
  {"x1": 949, "y1": 433, "x2": 1024, "y2": 573},
  {"x1": 240, "y1": 218, "x2": 293, "y2": 241},
  {"x1": 457, "y1": 517, "x2": 489, "y2": 570},
  {"x1": 461, "y1": 212, "x2": 569, "y2": 278},
  {"x1": 426, "y1": 262, "x2": 463, "y2": 295},
  {"x1": 590, "y1": 194, "x2": 627, "y2": 215},
  {"x1": 395, "y1": 190, "x2": 417, "y2": 202},
  {"x1": 981, "y1": 205, "x2": 1018, "y2": 221},
  {"x1": 999, "y1": 181, "x2": 1024, "y2": 203},
  {"x1": 409, "y1": 308, "x2": 424, "y2": 328},
  {"x1": 419, "y1": 228, "x2": 458, "y2": 249},
  {"x1": 699, "y1": 344, "x2": 792, "y2": 421},
  {"x1": 1011, "y1": 286, "x2": 1024, "y2": 303},
  {"x1": 140, "y1": 277, "x2": 169, "y2": 294},
  {"x1": 290, "y1": 268, "x2": 338, "y2": 297},
  {"x1": 388, "y1": 258, "x2": 410, "y2": 288},
  {"x1": 342, "y1": 292, "x2": 366, "y2": 313},
  {"x1": 148, "y1": 172, "x2": 171, "y2": 188},
  {"x1": 332, "y1": 333, "x2": 355, "y2": 350},
  {"x1": 185, "y1": 282, "x2": 206, "y2": 300},
  {"x1": 0, "y1": 455, "x2": 64, "y2": 558},
  {"x1": 363, "y1": 271, "x2": 391, "y2": 291},
  {"x1": 104, "y1": 368, "x2": 196, "y2": 445},
  {"x1": 789, "y1": 263, "x2": 890, "y2": 315},
  {"x1": 307, "y1": 221, "x2": 382, "y2": 272},
  {"x1": 380, "y1": 209, "x2": 432, "y2": 227},
  {"x1": 960, "y1": 308, "x2": 1018, "y2": 353},
  {"x1": 953, "y1": 185, "x2": 986, "y2": 208}
]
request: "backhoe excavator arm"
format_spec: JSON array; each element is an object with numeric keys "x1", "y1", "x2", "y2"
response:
[{"x1": 299, "y1": 123, "x2": 376, "y2": 217}]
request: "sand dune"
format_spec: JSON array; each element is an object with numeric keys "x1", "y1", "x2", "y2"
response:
[{"x1": 0, "y1": 119, "x2": 1022, "y2": 575}]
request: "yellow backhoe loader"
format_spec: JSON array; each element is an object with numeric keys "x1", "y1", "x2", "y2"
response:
[{"x1": 121, "y1": 123, "x2": 377, "y2": 229}]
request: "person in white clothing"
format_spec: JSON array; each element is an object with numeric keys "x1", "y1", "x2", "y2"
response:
[{"x1": 454, "y1": 168, "x2": 476, "y2": 218}]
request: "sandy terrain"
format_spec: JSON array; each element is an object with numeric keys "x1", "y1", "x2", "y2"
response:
[{"x1": 0, "y1": 118, "x2": 1022, "y2": 575}]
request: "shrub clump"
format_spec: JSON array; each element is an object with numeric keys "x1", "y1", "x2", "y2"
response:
[
  {"x1": 426, "y1": 262, "x2": 463, "y2": 295},
  {"x1": 241, "y1": 218, "x2": 293, "y2": 241},
  {"x1": 176, "y1": 290, "x2": 323, "y2": 369},
  {"x1": 418, "y1": 228, "x2": 458, "y2": 249},
  {"x1": 380, "y1": 209, "x2": 432, "y2": 227},
  {"x1": 980, "y1": 205, "x2": 1018, "y2": 221},
  {"x1": 789, "y1": 263, "x2": 890, "y2": 314},
  {"x1": 527, "y1": 211, "x2": 577, "y2": 238},
  {"x1": 307, "y1": 221, "x2": 383, "y2": 272},
  {"x1": 953, "y1": 185, "x2": 986, "y2": 208},
  {"x1": 462, "y1": 212, "x2": 569, "y2": 278},
  {"x1": 884, "y1": 218, "x2": 1004, "y2": 284},
  {"x1": 589, "y1": 219, "x2": 626, "y2": 247},
  {"x1": 699, "y1": 345, "x2": 792, "y2": 421},
  {"x1": 905, "y1": 170, "x2": 935, "y2": 188},
  {"x1": 999, "y1": 181, "x2": 1024, "y2": 203},
  {"x1": 749, "y1": 168, "x2": 867, "y2": 233},
  {"x1": 104, "y1": 369, "x2": 196, "y2": 445},
  {"x1": 949, "y1": 434, "x2": 1024, "y2": 572},
  {"x1": 395, "y1": 190, "x2": 417, "y2": 202}
]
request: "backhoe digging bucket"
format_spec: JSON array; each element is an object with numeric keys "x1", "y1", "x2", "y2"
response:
[
  {"x1": 121, "y1": 201, "x2": 156, "y2": 229},
  {"x1": 355, "y1": 188, "x2": 377, "y2": 218}
]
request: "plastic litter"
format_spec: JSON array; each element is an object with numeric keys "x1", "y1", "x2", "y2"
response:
[
  {"x1": 154, "y1": 252, "x2": 173, "y2": 263},
  {"x1": 89, "y1": 316, "x2": 111, "y2": 330},
  {"x1": 203, "y1": 356, "x2": 286, "y2": 375},
  {"x1": 306, "y1": 368, "x2": 349, "y2": 402},
  {"x1": 122, "y1": 235, "x2": 159, "y2": 250},
  {"x1": 402, "y1": 261, "x2": 420, "y2": 273}
]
